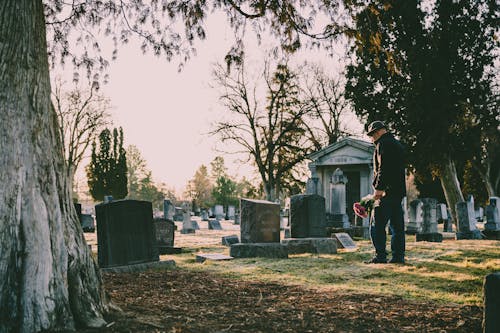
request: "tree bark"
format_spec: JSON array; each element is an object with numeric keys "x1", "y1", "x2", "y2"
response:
[
  {"x1": 0, "y1": 1, "x2": 108, "y2": 332},
  {"x1": 438, "y1": 157, "x2": 465, "y2": 226}
]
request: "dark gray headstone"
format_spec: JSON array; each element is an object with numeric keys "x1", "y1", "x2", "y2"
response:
[
  {"x1": 230, "y1": 243, "x2": 288, "y2": 258},
  {"x1": 173, "y1": 207, "x2": 184, "y2": 221},
  {"x1": 483, "y1": 272, "x2": 500, "y2": 333},
  {"x1": 163, "y1": 199, "x2": 175, "y2": 221},
  {"x1": 406, "y1": 199, "x2": 423, "y2": 234},
  {"x1": 456, "y1": 201, "x2": 483, "y2": 240},
  {"x1": 290, "y1": 194, "x2": 327, "y2": 238},
  {"x1": 153, "y1": 218, "x2": 175, "y2": 247},
  {"x1": 484, "y1": 197, "x2": 500, "y2": 240},
  {"x1": 191, "y1": 220, "x2": 200, "y2": 230},
  {"x1": 416, "y1": 198, "x2": 442, "y2": 242},
  {"x1": 240, "y1": 198, "x2": 280, "y2": 243},
  {"x1": 96, "y1": 200, "x2": 159, "y2": 268},
  {"x1": 200, "y1": 209, "x2": 209, "y2": 221},
  {"x1": 208, "y1": 219, "x2": 223, "y2": 230},
  {"x1": 222, "y1": 235, "x2": 239, "y2": 246}
]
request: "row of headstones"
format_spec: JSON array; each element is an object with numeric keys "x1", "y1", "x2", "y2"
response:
[
  {"x1": 163, "y1": 200, "x2": 238, "y2": 222},
  {"x1": 407, "y1": 196, "x2": 500, "y2": 241}
]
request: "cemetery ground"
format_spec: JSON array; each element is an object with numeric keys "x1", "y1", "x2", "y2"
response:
[{"x1": 82, "y1": 220, "x2": 499, "y2": 332}]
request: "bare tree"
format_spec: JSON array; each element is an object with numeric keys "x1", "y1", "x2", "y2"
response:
[
  {"x1": 299, "y1": 62, "x2": 360, "y2": 150},
  {"x1": 211, "y1": 58, "x2": 314, "y2": 201},
  {"x1": 52, "y1": 79, "x2": 112, "y2": 190}
]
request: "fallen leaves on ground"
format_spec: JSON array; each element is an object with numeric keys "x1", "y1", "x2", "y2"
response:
[{"x1": 77, "y1": 268, "x2": 482, "y2": 332}]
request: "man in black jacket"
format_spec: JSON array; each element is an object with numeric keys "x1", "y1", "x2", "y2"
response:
[{"x1": 365, "y1": 121, "x2": 407, "y2": 264}]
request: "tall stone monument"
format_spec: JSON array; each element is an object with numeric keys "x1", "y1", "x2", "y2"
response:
[
  {"x1": 416, "y1": 198, "x2": 442, "y2": 242},
  {"x1": 456, "y1": 201, "x2": 482, "y2": 239},
  {"x1": 289, "y1": 194, "x2": 327, "y2": 238},
  {"x1": 484, "y1": 197, "x2": 500, "y2": 240},
  {"x1": 328, "y1": 168, "x2": 350, "y2": 228},
  {"x1": 163, "y1": 199, "x2": 175, "y2": 221},
  {"x1": 406, "y1": 199, "x2": 423, "y2": 234}
]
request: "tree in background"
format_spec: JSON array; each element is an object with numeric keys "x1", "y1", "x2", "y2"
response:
[
  {"x1": 211, "y1": 58, "x2": 314, "y2": 201},
  {"x1": 345, "y1": 0, "x2": 498, "y2": 222},
  {"x1": 87, "y1": 128, "x2": 127, "y2": 201},
  {"x1": 52, "y1": 78, "x2": 112, "y2": 193},
  {"x1": 185, "y1": 164, "x2": 213, "y2": 211},
  {"x1": 126, "y1": 145, "x2": 170, "y2": 210}
]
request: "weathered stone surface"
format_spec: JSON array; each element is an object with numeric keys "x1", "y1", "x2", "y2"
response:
[
  {"x1": 240, "y1": 198, "x2": 280, "y2": 243},
  {"x1": 222, "y1": 235, "x2": 239, "y2": 246},
  {"x1": 158, "y1": 247, "x2": 182, "y2": 255},
  {"x1": 196, "y1": 253, "x2": 233, "y2": 263},
  {"x1": 406, "y1": 199, "x2": 423, "y2": 234},
  {"x1": 208, "y1": 219, "x2": 223, "y2": 230},
  {"x1": 483, "y1": 272, "x2": 500, "y2": 333},
  {"x1": 456, "y1": 201, "x2": 483, "y2": 239},
  {"x1": 281, "y1": 238, "x2": 337, "y2": 254},
  {"x1": 153, "y1": 218, "x2": 175, "y2": 248},
  {"x1": 230, "y1": 243, "x2": 288, "y2": 259},
  {"x1": 214, "y1": 205, "x2": 224, "y2": 220},
  {"x1": 100, "y1": 259, "x2": 175, "y2": 273},
  {"x1": 416, "y1": 233, "x2": 443, "y2": 242},
  {"x1": 96, "y1": 199, "x2": 159, "y2": 268},
  {"x1": 180, "y1": 228, "x2": 195, "y2": 234},
  {"x1": 163, "y1": 199, "x2": 175, "y2": 221},
  {"x1": 420, "y1": 198, "x2": 438, "y2": 233},
  {"x1": 484, "y1": 197, "x2": 500, "y2": 239},
  {"x1": 290, "y1": 194, "x2": 327, "y2": 238},
  {"x1": 332, "y1": 233, "x2": 357, "y2": 250}
]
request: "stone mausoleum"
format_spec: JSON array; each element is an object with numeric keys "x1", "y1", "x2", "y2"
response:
[{"x1": 306, "y1": 137, "x2": 374, "y2": 223}]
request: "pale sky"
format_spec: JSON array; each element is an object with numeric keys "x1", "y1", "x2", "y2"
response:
[{"x1": 63, "y1": 12, "x2": 363, "y2": 197}]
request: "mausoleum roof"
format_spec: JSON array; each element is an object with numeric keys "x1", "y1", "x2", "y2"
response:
[{"x1": 308, "y1": 137, "x2": 374, "y2": 162}]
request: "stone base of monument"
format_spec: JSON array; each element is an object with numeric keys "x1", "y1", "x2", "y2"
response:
[
  {"x1": 352, "y1": 226, "x2": 370, "y2": 239},
  {"x1": 416, "y1": 233, "x2": 443, "y2": 242},
  {"x1": 230, "y1": 243, "x2": 288, "y2": 259},
  {"x1": 405, "y1": 226, "x2": 422, "y2": 235},
  {"x1": 181, "y1": 228, "x2": 195, "y2": 234},
  {"x1": 281, "y1": 238, "x2": 337, "y2": 254},
  {"x1": 158, "y1": 246, "x2": 182, "y2": 255},
  {"x1": 483, "y1": 229, "x2": 500, "y2": 240},
  {"x1": 327, "y1": 227, "x2": 354, "y2": 238},
  {"x1": 456, "y1": 230, "x2": 483, "y2": 240},
  {"x1": 222, "y1": 235, "x2": 239, "y2": 246},
  {"x1": 441, "y1": 232, "x2": 456, "y2": 240},
  {"x1": 100, "y1": 259, "x2": 176, "y2": 273},
  {"x1": 196, "y1": 253, "x2": 233, "y2": 263}
]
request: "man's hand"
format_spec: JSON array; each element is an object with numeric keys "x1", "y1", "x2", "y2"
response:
[{"x1": 373, "y1": 190, "x2": 385, "y2": 200}]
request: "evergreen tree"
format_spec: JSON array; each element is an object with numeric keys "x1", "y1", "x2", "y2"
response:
[{"x1": 87, "y1": 127, "x2": 128, "y2": 201}]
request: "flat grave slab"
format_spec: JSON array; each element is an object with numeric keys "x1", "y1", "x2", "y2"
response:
[
  {"x1": 230, "y1": 243, "x2": 288, "y2": 259},
  {"x1": 332, "y1": 233, "x2": 357, "y2": 250},
  {"x1": 196, "y1": 253, "x2": 233, "y2": 263},
  {"x1": 100, "y1": 259, "x2": 175, "y2": 273}
]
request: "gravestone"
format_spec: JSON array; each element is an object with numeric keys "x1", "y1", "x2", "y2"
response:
[
  {"x1": 483, "y1": 272, "x2": 500, "y2": 333},
  {"x1": 96, "y1": 200, "x2": 158, "y2": 268},
  {"x1": 406, "y1": 199, "x2": 423, "y2": 234},
  {"x1": 234, "y1": 213, "x2": 240, "y2": 225},
  {"x1": 306, "y1": 177, "x2": 320, "y2": 195},
  {"x1": 200, "y1": 209, "x2": 209, "y2": 221},
  {"x1": 328, "y1": 169, "x2": 350, "y2": 228},
  {"x1": 227, "y1": 205, "x2": 236, "y2": 220},
  {"x1": 416, "y1": 198, "x2": 443, "y2": 242},
  {"x1": 456, "y1": 201, "x2": 483, "y2": 239},
  {"x1": 332, "y1": 232, "x2": 357, "y2": 250},
  {"x1": 181, "y1": 206, "x2": 196, "y2": 234},
  {"x1": 173, "y1": 207, "x2": 184, "y2": 221},
  {"x1": 222, "y1": 235, "x2": 239, "y2": 246},
  {"x1": 290, "y1": 194, "x2": 327, "y2": 238},
  {"x1": 214, "y1": 205, "x2": 224, "y2": 220},
  {"x1": 240, "y1": 198, "x2": 280, "y2": 243},
  {"x1": 208, "y1": 219, "x2": 223, "y2": 230},
  {"x1": 196, "y1": 253, "x2": 233, "y2": 263},
  {"x1": 191, "y1": 220, "x2": 200, "y2": 230},
  {"x1": 153, "y1": 218, "x2": 181, "y2": 254},
  {"x1": 484, "y1": 197, "x2": 500, "y2": 240},
  {"x1": 281, "y1": 238, "x2": 337, "y2": 254},
  {"x1": 163, "y1": 199, "x2": 175, "y2": 221},
  {"x1": 475, "y1": 207, "x2": 484, "y2": 222},
  {"x1": 437, "y1": 203, "x2": 453, "y2": 232}
]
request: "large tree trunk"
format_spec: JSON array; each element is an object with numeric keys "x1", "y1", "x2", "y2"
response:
[
  {"x1": 439, "y1": 157, "x2": 465, "y2": 226},
  {"x1": 0, "y1": 1, "x2": 108, "y2": 332}
]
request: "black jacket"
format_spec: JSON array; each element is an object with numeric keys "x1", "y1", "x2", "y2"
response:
[{"x1": 372, "y1": 132, "x2": 406, "y2": 198}]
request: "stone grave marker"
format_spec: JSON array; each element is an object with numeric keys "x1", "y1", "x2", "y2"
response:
[
  {"x1": 281, "y1": 238, "x2": 337, "y2": 254},
  {"x1": 484, "y1": 197, "x2": 500, "y2": 240},
  {"x1": 416, "y1": 198, "x2": 443, "y2": 242},
  {"x1": 227, "y1": 205, "x2": 236, "y2": 220},
  {"x1": 230, "y1": 243, "x2": 288, "y2": 258},
  {"x1": 233, "y1": 213, "x2": 240, "y2": 225},
  {"x1": 332, "y1": 232, "x2": 357, "y2": 250},
  {"x1": 196, "y1": 253, "x2": 233, "y2": 263},
  {"x1": 208, "y1": 219, "x2": 223, "y2": 230},
  {"x1": 406, "y1": 199, "x2": 423, "y2": 234},
  {"x1": 173, "y1": 207, "x2": 184, "y2": 221},
  {"x1": 222, "y1": 235, "x2": 239, "y2": 246},
  {"x1": 153, "y1": 218, "x2": 181, "y2": 254},
  {"x1": 328, "y1": 168, "x2": 350, "y2": 228},
  {"x1": 214, "y1": 205, "x2": 224, "y2": 220},
  {"x1": 483, "y1": 272, "x2": 500, "y2": 333},
  {"x1": 181, "y1": 206, "x2": 196, "y2": 234},
  {"x1": 290, "y1": 194, "x2": 327, "y2": 238},
  {"x1": 240, "y1": 198, "x2": 280, "y2": 243},
  {"x1": 96, "y1": 199, "x2": 159, "y2": 268},
  {"x1": 163, "y1": 199, "x2": 175, "y2": 221},
  {"x1": 456, "y1": 201, "x2": 482, "y2": 239},
  {"x1": 200, "y1": 209, "x2": 209, "y2": 221}
]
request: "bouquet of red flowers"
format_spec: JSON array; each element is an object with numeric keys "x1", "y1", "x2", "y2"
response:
[{"x1": 353, "y1": 195, "x2": 375, "y2": 219}]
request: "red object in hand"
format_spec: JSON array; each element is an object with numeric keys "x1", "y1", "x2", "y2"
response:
[{"x1": 353, "y1": 202, "x2": 368, "y2": 218}]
